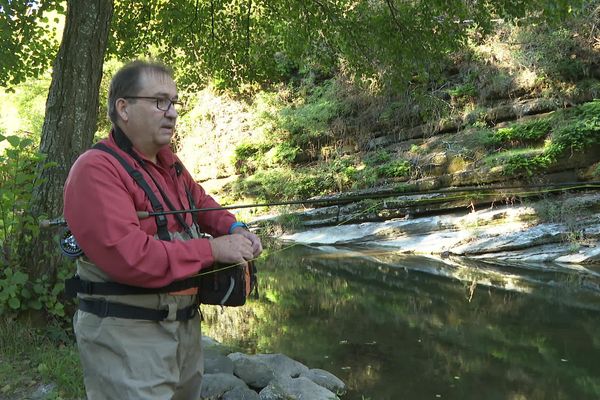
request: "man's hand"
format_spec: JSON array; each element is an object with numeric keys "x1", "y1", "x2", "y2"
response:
[
  {"x1": 209, "y1": 234, "x2": 255, "y2": 264},
  {"x1": 231, "y1": 227, "x2": 263, "y2": 258}
]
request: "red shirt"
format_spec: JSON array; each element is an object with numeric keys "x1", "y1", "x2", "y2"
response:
[{"x1": 63, "y1": 133, "x2": 236, "y2": 288}]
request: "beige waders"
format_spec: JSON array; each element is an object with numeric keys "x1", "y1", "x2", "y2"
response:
[{"x1": 74, "y1": 231, "x2": 204, "y2": 399}]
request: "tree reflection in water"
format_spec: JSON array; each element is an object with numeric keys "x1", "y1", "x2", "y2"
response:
[{"x1": 202, "y1": 243, "x2": 600, "y2": 400}]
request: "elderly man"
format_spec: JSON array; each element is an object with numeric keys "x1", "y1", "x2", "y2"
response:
[{"x1": 63, "y1": 60, "x2": 262, "y2": 399}]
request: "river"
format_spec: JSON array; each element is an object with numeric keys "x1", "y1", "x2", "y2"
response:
[{"x1": 202, "y1": 243, "x2": 600, "y2": 400}]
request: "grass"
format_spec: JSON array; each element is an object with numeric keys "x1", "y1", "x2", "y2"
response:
[{"x1": 0, "y1": 320, "x2": 84, "y2": 399}]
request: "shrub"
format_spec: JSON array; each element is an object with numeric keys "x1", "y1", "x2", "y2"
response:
[{"x1": 0, "y1": 133, "x2": 65, "y2": 318}]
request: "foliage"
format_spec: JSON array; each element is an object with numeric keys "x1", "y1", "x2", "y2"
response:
[
  {"x1": 0, "y1": 134, "x2": 66, "y2": 318},
  {"x1": 104, "y1": 0, "x2": 584, "y2": 91},
  {"x1": 485, "y1": 100, "x2": 600, "y2": 176},
  {"x1": 0, "y1": 2, "x2": 63, "y2": 87},
  {"x1": 232, "y1": 167, "x2": 335, "y2": 202},
  {"x1": 486, "y1": 118, "x2": 552, "y2": 147}
]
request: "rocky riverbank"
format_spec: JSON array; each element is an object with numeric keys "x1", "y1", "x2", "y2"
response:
[
  {"x1": 278, "y1": 192, "x2": 600, "y2": 265},
  {"x1": 201, "y1": 336, "x2": 346, "y2": 400}
]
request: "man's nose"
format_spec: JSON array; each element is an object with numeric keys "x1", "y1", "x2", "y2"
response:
[{"x1": 165, "y1": 104, "x2": 178, "y2": 118}]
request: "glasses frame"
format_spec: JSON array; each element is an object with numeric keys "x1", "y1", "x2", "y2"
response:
[{"x1": 122, "y1": 96, "x2": 183, "y2": 112}]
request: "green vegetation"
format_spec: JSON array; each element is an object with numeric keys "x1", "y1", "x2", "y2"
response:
[
  {"x1": 0, "y1": 134, "x2": 66, "y2": 318},
  {"x1": 0, "y1": 320, "x2": 84, "y2": 399},
  {"x1": 483, "y1": 100, "x2": 600, "y2": 177}
]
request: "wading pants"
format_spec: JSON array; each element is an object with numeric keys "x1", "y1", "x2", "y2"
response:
[{"x1": 74, "y1": 294, "x2": 203, "y2": 400}]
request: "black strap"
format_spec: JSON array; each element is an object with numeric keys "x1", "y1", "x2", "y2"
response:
[
  {"x1": 93, "y1": 143, "x2": 171, "y2": 241},
  {"x1": 78, "y1": 298, "x2": 198, "y2": 321},
  {"x1": 137, "y1": 160, "x2": 194, "y2": 238},
  {"x1": 65, "y1": 275, "x2": 202, "y2": 298}
]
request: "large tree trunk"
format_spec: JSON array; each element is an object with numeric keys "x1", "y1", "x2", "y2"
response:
[{"x1": 22, "y1": 0, "x2": 114, "y2": 279}]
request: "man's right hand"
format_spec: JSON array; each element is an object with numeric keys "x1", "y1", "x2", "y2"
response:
[{"x1": 209, "y1": 234, "x2": 254, "y2": 264}]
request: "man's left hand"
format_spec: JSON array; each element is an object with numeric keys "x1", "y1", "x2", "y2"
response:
[{"x1": 232, "y1": 227, "x2": 263, "y2": 258}]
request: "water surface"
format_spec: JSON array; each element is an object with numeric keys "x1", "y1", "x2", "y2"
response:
[{"x1": 203, "y1": 244, "x2": 600, "y2": 400}]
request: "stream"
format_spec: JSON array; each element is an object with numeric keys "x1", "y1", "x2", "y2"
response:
[{"x1": 203, "y1": 243, "x2": 600, "y2": 400}]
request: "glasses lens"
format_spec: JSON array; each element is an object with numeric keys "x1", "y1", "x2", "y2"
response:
[{"x1": 157, "y1": 98, "x2": 170, "y2": 111}]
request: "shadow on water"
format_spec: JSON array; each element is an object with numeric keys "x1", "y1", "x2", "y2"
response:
[{"x1": 202, "y1": 243, "x2": 600, "y2": 400}]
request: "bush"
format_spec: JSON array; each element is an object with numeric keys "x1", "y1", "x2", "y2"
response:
[{"x1": 0, "y1": 133, "x2": 65, "y2": 318}]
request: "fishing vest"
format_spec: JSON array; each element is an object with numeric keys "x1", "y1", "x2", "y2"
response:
[{"x1": 65, "y1": 143, "x2": 257, "y2": 321}]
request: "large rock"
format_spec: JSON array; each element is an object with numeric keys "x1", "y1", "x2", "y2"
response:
[
  {"x1": 259, "y1": 376, "x2": 339, "y2": 400},
  {"x1": 201, "y1": 373, "x2": 248, "y2": 400},
  {"x1": 253, "y1": 354, "x2": 310, "y2": 378},
  {"x1": 300, "y1": 369, "x2": 346, "y2": 394},
  {"x1": 222, "y1": 386, "x2": 261, "y2": 400},
  {"x1": 228, "y1": 353, "x2": 276, "y2": 389},
  {"x1": 204, "y1": 347, "x2": 235, "y2": 374}
]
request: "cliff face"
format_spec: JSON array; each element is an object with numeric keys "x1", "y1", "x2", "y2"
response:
[{"x1": 174, "y1": 17, "x2": 600, "y2": 270}]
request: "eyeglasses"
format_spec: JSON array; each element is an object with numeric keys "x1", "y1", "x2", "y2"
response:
[{"x1": 123, "y1": 96, "x2": 183, "y2": 112}]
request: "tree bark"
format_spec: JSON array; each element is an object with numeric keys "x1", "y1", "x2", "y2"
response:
[{"x1": 22, "y1": 0, "x2": 114, "y2": 279}]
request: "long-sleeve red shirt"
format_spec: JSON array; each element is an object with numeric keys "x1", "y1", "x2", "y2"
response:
[{"x1": 63, "y1": 133, "x2": 236, "y2": 288}]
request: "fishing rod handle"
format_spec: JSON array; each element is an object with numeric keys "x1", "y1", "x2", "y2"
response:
[{"x1": 39, "y1": 218, "x2": 67, "y2": 228}]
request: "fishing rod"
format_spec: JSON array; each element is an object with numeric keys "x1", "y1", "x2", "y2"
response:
[{"x1": 40, "y1": 180, "x2": 600, "y2": 228}]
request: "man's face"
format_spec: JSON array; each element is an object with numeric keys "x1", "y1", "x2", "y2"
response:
[{"x1": 123, "y1": 71, "x2": 178, "y2": 157}]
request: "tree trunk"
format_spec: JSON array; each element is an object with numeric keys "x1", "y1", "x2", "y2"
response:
[{"x1": 22, "y1": 0, "x2": 114, "y2": 279}]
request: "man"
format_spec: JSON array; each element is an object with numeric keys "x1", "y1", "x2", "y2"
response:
[{"x1": 63, "y1": 60, "x2": 262, "y2": 399}]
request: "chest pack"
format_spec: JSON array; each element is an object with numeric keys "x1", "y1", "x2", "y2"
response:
[{"x1": 64, "y1": 142, "x2": 258, "y2": 310}]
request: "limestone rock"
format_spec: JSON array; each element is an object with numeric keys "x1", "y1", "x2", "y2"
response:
[
  {"x1": 259, "y1": 376, "x2": 339, "y2": 400},
  {"x1": 201, "y1": 373, "x2": 247, "y2": 400},
  {"x1": 254, "y1": 353, "x2": 310, "y2": 378},
  {"x1": 300, "y1": 368, "x2": 346, "y2": 393},
  {"x1": 228, "y1": 352, "x2": 276, "y2": 389},
  {"x1": 204, "y1": 347, "x2": 235, "y2": 374},
  {"x1": 222, "y1": 386, "x2": 261, "y2": 400}
]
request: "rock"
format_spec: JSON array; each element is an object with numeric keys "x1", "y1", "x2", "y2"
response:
[
  {"x1": 222, "y1": 386, "x2": 261, "y2": 400},
  {"x1": 30, "y1": 383, "x2": 57, "y2": 400},
  {"x1": 228, "y1": 353, "x2": 276, "y2": 389},
  {"x1": 451, "y1": 224, "x2": 565, "y2": 255},
  {"x1": 204, "y1": 347, "x2": 235, "y2": 374},
  {"x1": 555, "y1": 246, "x2": 600, "y2": 264},
  {"x1": 259, "y1": 376, "x2": 339, "y2": 400},
  {"x1": 201, "y1": 373, "x2": 247, "y2": 400},
  {"x1": 300, "y1": 368, "x2": 346, "y2": 393},
  {"x1": 254, "y1": 354, "x2": 310, "y2": 378}
]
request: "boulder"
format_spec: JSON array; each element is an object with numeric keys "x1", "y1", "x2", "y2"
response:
[
  {"x1": 201, "y1": 373, "x2": 247, "y2": 400},
  {"x1": 222, "y1": 386, "x2": 261, "y2": 400},
  {"x1": 228, "y1": 352, "x2": 276, "y2": 389},
  {"x1": 259, "y1": 376, "x2": 339, "y2": 400},
  {"x1": 300, "y1": 368, "x2": 346, "y2": 393}
]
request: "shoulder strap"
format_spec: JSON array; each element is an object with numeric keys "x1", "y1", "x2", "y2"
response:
[{"x1": 93, "y1": 143, "x2": 171, "y2": 241}]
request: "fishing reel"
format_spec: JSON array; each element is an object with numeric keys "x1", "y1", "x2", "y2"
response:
[{"x1": 59, "y1": 227, "x2": 83, "y2": 258}]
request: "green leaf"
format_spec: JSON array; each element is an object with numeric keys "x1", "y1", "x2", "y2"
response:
[
  {"x1": 18, "y1": 138, "x2": 34, "y2": 148},
  {"x1": 6, "y1": 136, "x2": 21, "y2": 147},
  {"x1": 13, "y1": 271, "x2": 28, "y2": 285},
  {"x1": 8, "y1": 297, "x2": 20, "y2": 310},
  {"x1": 20, "y1": 287, "x2": 31, "y2": 299},
  {"x1": 33, "y1": 283, "x2": 45, "y2": 294}
]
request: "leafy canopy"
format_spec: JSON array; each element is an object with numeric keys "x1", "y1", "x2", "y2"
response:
[{"x1": 1, "y1": 0, "x2": 583, "y2": 90}]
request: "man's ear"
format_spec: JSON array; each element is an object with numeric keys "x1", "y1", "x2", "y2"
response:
[{"x1": 115, "y1": 98, "x2": 128, "y2": 122}]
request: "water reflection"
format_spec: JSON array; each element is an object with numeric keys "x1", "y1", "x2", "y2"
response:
[{"x1": 202, "y1": 243, "x2": 600, "y2": 400}]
